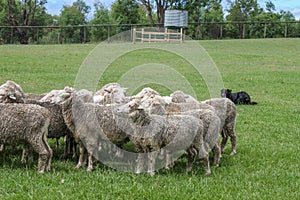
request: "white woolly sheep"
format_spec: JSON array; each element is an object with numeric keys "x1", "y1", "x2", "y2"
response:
[
  {"x1": 147, "y1": 97, "x2": 222, "y2": 169},
  {"x1": 60, "y1": 90, "x2": 130, "y2": 171},
  {"x1": 0, "y1": 103, "x2": 52, "y2": 173},
  {"x1": 0, "y1": 80, "x2": 25, "y2": 103},
  {"x1": 0, "y1": 83, "x2": 77, "y2": 160},
  {"x1": 23, "y1": 99, "x2": 75, "y2": 159},
  {"x1": 94, "y1": 83, "x2": 127, "y2": 104},
  {"x1": 40, "y1": 86, "x2": 75, "y2": 104},
  {"x1": 170, "y1": 90, "x2": 198, "y2": 103},
  {"x1": 202, "y1": 98, "x2": 237, "y2": 155},
  {"x1": 170, "y1": 91, "x2": 237, "y2": 155},
  {"x1": 118, "y1": 98, "x2": 210, "y2": 175}
]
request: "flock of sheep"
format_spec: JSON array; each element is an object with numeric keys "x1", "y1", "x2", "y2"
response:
[{"x1": 0, "y1": 80, "x2": 237, "y2": 175}]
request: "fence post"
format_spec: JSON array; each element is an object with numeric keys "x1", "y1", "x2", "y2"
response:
[
  {"x1": 83, "y1": 25, "x2": 86, "y2": 43},
  {"x1": 285, "y1": 22, "x2": 288, "y2": 38},
  {"x1": 133, "y1": 28, "x2": 136, "y2": 43},
  {"x1": 242, "y1": 23, "x2": 246, "y2": 39},
  {"x1": 220, "y1": 24, "x2": 223, "y2": 39},
  {"x1": 10, "y1": 27, "x2": 13, "y2": 44},
  {"x1": 164, "y1": 28, "x2": 168, "y2": 42},
  {"x1": 107, "y1": 26, "x2": 110, "y2": 43},
  {"x1": 37, "y1": 28, "x2": 39, "y2": 44},
  {"x1": 264, "y1": 23, "x2": 267, "y2": 38},
  {"x1": 180, "y1": 28, "x2": 183, "y2": 43}
]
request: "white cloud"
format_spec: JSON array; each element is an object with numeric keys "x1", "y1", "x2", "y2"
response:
[{"x1": 291, "y1": 8, "x2": 300, "y2": 19}]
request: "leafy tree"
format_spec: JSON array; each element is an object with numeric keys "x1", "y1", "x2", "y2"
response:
[
  {"x1": 280, "y1": 10, "x2": 298, "y2": 37},
  {"x1": 225, "y1": 0, "x2": 259, "y2": 38},
  {"x1": 111, "y1": 0, "x2": 140, "y2": 29},
  {"x1": 202, "y1": 0, "x2": 224, "y2": 39},
  {"x1": 59, "y1": 2, "x2": 87, "y2": 43},
  {"x1": 136, "y1": 0, "x2": 175, "y2": 25},
  {"x1": 182, "y1": 0, "x2": 222, "y2": 39},
  {"x1": 89, "y1": 1, "x2": 111, "y2": 42},
  {"x1": 73, "y1": 0, "x2": 91, "y2": 21},
  {"x1": 1, "y1": 0, "x2": 47, "y2": 44}
]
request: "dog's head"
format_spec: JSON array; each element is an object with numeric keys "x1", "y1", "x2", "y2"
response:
[{"x1": 221, "y1": 89, "x2": 232, "y2": 98}]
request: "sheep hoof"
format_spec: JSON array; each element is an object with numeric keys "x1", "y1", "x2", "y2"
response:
[
  {"x1": 148, "y1": 171, "x2": 155, "y2": 176},
  {"x1": 87, "y1": 168, "x2": 93, "y2": 172},
  {"x1": 205, "y1": 170, "x2": 211, "y2": 175},
  {"x1": 75, "y1": 164, "x2": 82, "y2": 169},
  {"x1": 230, "y1": 151, "x2": 236, "y2": 155}
]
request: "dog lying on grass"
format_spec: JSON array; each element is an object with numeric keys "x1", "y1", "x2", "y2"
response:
[{"x1": 221, "y1": 89, "x2": 257, "y2": 105}]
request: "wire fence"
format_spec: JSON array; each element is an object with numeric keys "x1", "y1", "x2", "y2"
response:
[{"x1": 0, "y1": 21, "x2": 299, "y2": 44}]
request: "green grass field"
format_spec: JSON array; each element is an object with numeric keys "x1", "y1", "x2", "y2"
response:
[{"x1": 0, "y1": 39, "x2": 299, "y2": 199}]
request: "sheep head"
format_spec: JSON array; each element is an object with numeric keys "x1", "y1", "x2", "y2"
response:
[{"x1": 0, "y1": 87, "x2": 23, "y2": 103}]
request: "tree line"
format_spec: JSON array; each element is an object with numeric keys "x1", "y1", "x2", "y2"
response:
[{"x1": 0, "y1": 0, "x2": 299, "y2": 44}]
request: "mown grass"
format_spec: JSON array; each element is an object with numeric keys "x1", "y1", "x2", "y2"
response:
[{"x1": 0, "y1": 39, "x2": 299, "y2": 199}]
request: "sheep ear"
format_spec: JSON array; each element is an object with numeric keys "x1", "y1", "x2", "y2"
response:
[
  {"x1": 9, "y1": 93, "x2": 16, "y2": 100},
  {"x1": 104, "y1": 88, "x2": 111, "y2": 93}
]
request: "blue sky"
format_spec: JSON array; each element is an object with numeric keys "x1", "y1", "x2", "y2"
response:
[{"x1": 45, "y1": 0, "x2": 300, "y2": 20}]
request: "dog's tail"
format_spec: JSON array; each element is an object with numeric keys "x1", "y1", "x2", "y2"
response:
[{"x1": 249, "y1": 101, "x2": 258, "y2": 105}]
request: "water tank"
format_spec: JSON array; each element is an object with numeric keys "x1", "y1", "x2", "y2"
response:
[{"x1": 164, "y1": 10, "x2": 188, "y2": 28}]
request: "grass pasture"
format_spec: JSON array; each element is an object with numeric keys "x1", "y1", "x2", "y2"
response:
[{"x1": 0, "y1": 39, "x2": 299, "y2": 199}]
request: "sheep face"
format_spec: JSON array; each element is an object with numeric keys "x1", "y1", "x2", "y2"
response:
[
  {"x1": 117, "y1": 98, "x2": 140, "y2": 115},
  {"x1": 0, "y1": 87, "x2": 22, "y2": 103},
  {"x1": 107, "y1": 87, "x2": 127, "y2": 104}
]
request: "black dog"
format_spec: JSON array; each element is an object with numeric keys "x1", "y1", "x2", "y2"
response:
[{"x1": 221, "y1": 89, "x2": 257, "y2": 105}]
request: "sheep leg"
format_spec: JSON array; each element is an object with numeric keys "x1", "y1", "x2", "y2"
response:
[
  {"x1": 220, "y1": 129, "x2": 229, "y2": 153},
  {"x1": 55, "y1": 138, "x2": 60, "y2": 149},
  {"x1": 229, "y1": 131, "x2": 237, "y2": 155},
  {"x1": 212, "y1": 144, "x2": 221, "y2": 167},
  {"x1": 21, "y1": 144, "x2": 28, "y2": 163},
  {"x1": 76, "y1": 142, "x2": 87, "y2": 169},
  {"x1": 225, "y1": 125, "x2": 237, "y2": 155},
  {"x1": 198, "y1": 144, "x2": 211, "y2": 175},
  {"x1": 186, "y1": 147, "x2": 198, "y2": 172},
  {"x1": 72, "y1": 138, "x2": 77, "y2": 159},
  {"x1": 42, "y1": 132, "x2": 53, "y2": 172},
  {"x1": 165, "y1": 150, "x2": 174, "y2": 170},
  {"x1": 87, "y1": 153, "x2": 94, "y2": 172},
  {"x1": 29, "y1": 140, "x2": 51, "y2": 173},
  {"x1": 136, "y1": 153, "x2": 146, "y2": 174},
  {"x1": 158, "y1": 149, "x2": 165, "y2": 160},
  {"x1": 147, "y1": 151, "x2": 158, "y2": 176},
  {"x1": 63, "y1": 135, "x2": 76, "y2": 159},
  {"x1": 63, "y1": 135, "x2": 69, "y2": 158},
  {"x1": 21, "y1": 143, "x2": 34, "y2": 163}
]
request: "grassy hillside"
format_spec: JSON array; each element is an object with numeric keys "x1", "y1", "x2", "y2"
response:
[{"x1": 0, "y1": 39, "x2": 299, "y2": 199}]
